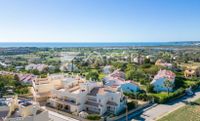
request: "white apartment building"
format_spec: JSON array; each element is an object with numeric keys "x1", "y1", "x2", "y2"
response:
[
  {"x1": 2, "y1": 96, "x2": 51, "y2": 121},
  {"x1": 48, "y1": 76, "x2": 126, "y2": 116},
  {"x1": 32, "y1": 74, "x2": 63, "y2": 102}
]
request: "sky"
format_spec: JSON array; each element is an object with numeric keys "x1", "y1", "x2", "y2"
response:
[{"x1": 0, "y1": 0, "x2": 200, "y2": 42}]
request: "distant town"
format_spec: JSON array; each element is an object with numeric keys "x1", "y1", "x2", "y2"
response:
[{"x1": 0, "y1": 45, "x2": 200, "y2": 121}]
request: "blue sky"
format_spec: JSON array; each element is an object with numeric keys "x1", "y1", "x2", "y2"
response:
[{"x1": 0, "y1": 0, "x2": 200, "y2": 42}]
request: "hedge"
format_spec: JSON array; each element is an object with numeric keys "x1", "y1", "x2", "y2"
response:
[
  {"x1": 149, "y1": 88, "x2": 185, "y2": 103},
  {"x1": 87, "y1": 114, "x2": 101, "y2": 120}
]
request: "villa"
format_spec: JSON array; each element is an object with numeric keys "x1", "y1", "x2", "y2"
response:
[
  {"x1": 184, "y1": 65, "x2": 200, "y2": 78},
  {"x1": 103, "y1": 70, "x2": 140, "y2": 93},
  {"x1": 60, "y1": 63, "x2": 79, "y2": 72},
  {"x1": 151, "y1": 70, "x2": 176, "y2": 92},
  {"x1": 2, "y1": 96, "x2": 51, "y2": 121},
  {"x1": 103, "y1": 65, "x2": 112, "y2": 74},
  {"x1": 133, "y1": 56, "x2": 145, "y2": 64},
  {"x1": 47, "y1": 75, "x2": 126, "y2": 116},
  {"x1": 0, "y1": 71, "x2": 36, "y2": 84},
  {"x1": 25, "y1": 64, "x2": 48, "y2": 72},
  {"x1": 109, "y1": 69, "x2": 126, "y2": 79}
]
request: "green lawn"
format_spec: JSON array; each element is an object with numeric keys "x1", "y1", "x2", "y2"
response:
[{"x1": 158, "y1": 98, "x2": 200, "y2": 121}]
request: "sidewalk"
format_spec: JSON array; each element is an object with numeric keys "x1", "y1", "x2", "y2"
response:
[{"x1": 48, "y1": 110, "x2": 79, "y2": 121}]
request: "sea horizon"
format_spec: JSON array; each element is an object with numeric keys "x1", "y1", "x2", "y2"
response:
[{"x1": 0, "y1": 41, "x2": 199, "y2": 48}]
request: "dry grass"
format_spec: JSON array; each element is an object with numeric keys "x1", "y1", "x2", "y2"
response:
[{"x1": 158, "y1": 98, "x2": 200, "y2": 121}]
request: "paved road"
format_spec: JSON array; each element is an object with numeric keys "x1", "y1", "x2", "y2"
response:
[
  {"x1": 131, "y1": 87, "x2": 200, "y2": 121},
  {"x1": 48, "y1": 110, "x2": 79, "y2": 121}
]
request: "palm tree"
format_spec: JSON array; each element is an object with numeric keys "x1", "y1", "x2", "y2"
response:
[{"x1": 164, "y1": 79, "x2": 173, "y2": 95}]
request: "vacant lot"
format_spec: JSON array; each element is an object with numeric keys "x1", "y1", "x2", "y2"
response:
[{"x1": 158, "y1": 98, "x2": 200, "y2": 121}]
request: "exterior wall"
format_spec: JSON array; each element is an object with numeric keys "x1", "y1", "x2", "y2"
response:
[
  {"x1": 103, "y1": 66, "x2": 111, "y2": 74},
  {"x1": 151, "y1": 78, "x2": 174, "y2": 92},
  {"x1": 96, "y1": 91, "x2": 125, "y2": 115},
  {"x1": 32, "y1": 76, "x2": 63, "y2": 102},
  {"x1": 119, "y1": 83, "x2": 139, "y2": 93}
]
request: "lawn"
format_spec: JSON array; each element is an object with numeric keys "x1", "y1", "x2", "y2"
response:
[{"x1": 158, "y1": 98, "x2": 200, "y2": 121}]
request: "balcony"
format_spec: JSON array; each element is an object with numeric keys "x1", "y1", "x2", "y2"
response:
[
  {"x1": 68, "y1": 85, "x2": 80, "y2": 92},
  {"x1": 49, "y1": 98, "x2": 80, "y2": 106},
  {"x1": 85, "y1": 101, "x2": 99, "y2": 108},
  {"x1": 87, "y1": 96, "x2": 97, "y2": 102},
  {"x1": 107, "y1": 101, "x2": 118, "y2": 107}
]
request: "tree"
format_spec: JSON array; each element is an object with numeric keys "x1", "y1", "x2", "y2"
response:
[
  {"x1": 126, "y1": 70, "x2": 135, "y2": 80},
  {"x1": 146, "y1": 84, "x2": 154, "y2": 93},
  {"x1": 164, "y1": 80, "x2": 173, "y2": 95},
  {"x1": 31, "y1": 69, "x2": 40, "y2": 75},
  {"x1": 14, "y1": 74, "x2": 20, "y2": 81},
  {"x1": 126, "y1": 63, "x2": 136, "y2": 72},
  {"x1": 126, "y1": 68, "x2": 145, "y2": 82},
  {"x1": 112, "y1": 62, "x2": 127, "y2": 71},
  {"x1": 86, "y1": 70, "x2": 99, "y2": 81},
  {"x1": 144, "y1": 58, "x2": 150, "y2": 64}
]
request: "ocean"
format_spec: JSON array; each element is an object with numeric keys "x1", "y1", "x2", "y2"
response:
[{"x1": 0, "y1": 42, "x2": 197, "y2": 48}]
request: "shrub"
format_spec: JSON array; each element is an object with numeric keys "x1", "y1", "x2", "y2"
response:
[
  {"x1": 149, "y1": 88, "x2": 185, "y2": 103},
  {"x1": 127, "y1": 100, "x2": 138, "y2": 110},
  {"x1": 124, "y1": 92, "x2": 151, "y2": 101},
  {"x1": 87, "y1": 114, "x2": 101, "y2": 120},
  {"x1": 146, "y1": 84, "x2": 154, "y2": 93}
]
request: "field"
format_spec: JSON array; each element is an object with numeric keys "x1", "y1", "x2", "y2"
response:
[{"x1": 158, "y1": 98, "x2": 200, "y2": 121}]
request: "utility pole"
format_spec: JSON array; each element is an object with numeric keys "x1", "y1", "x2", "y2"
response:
[{"x1": 125, "y1": 96, "x2": 128, "y2": 121}]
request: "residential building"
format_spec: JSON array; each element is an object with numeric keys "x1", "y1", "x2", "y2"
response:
[
  {"x1": 2, "y1": 96, "x2": 51, "y2": 121},
  {"x1": 103, "y1": 70, "x2": 140, "y2": 93},
  {"x1": 151, "y1": 70, "x2": 176, "y2": 92},
  {"x1": 60, "y1": 63, "x2": 79, "y2": 72},
  {"x1": 0, "y1": 71, "x2": 36, "y2": 84},
  {"x1": 48, "y1": 76, "x2": 126, "y2": 116},
  {"x1": 0, "y1": 61, "x2": 7, "y2": 68},
  {"x1": 184, "y1": 66, "x2": 200, "y2": 78},
  {"x1": 146, "y1": 55, "x2": 156, "y2": 63},
  {"x1": 155, "y1": 59, "x2": 172, "y2": 68},
  {"x1": 103, "y1": 65, "x2": 112, "y2": 74},
  {"x1": 32, "y1": 74, "x2": 63, "y2": 102},
  {"x1": 25, "y1": 64, "x2": 48, "y2": 72},
  {"x1": 133, "y1": 56, "x2": 145, "y2": 65},
  {"x1": 109, "y1": 69, "x2": 126, "y2": 79}
]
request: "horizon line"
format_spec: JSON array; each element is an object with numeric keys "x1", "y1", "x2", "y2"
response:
[{"x1": 0, "y1": 41, "x2": 199, "y2": 43}]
